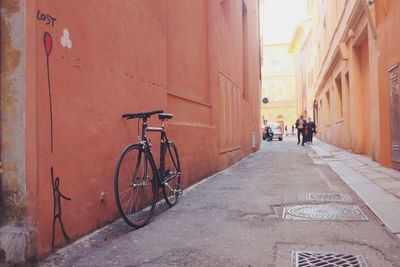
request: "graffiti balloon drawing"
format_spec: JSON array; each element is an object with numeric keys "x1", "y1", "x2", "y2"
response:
[{"x1": 44, "y1": 32, "x2": 54, "y2": 153}]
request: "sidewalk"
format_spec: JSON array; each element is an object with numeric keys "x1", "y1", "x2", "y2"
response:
[
  {"x1": 37, "y1": 138, "x2": 400, "y2": 266},
  {"x1": 311, "y1": 139, "x2": 400, "y2": 237}
]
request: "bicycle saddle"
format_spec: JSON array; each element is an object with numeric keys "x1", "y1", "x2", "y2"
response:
[{"x1": 159, "y1": 113, "x2": 173, "y2": 120}]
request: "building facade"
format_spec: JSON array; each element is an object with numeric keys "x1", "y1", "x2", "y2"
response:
[
  {"x1": 290, "y1": 16, "x2": 316, "y2": 120},
  {"x1": 261, "y1": 43, "x2": 298, "y2": 128},
  {"x1": 0, "y1": 0, "x2": 261, "y2": 263},
  {"x1": 295, "y1": 0, "x2": 400, "y2": 170}
]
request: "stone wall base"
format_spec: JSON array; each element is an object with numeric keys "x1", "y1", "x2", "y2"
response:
[{"x1": 0, "y1": 226, "x2": 30, "y2": 264}]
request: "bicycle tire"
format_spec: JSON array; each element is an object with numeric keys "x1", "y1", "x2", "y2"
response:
[
  {"x1": 162, "y1": 141, "x2": 181, "y2": 207},
  {"x1": 114, "y1": 144, "x2": 158, "y2": 227}
]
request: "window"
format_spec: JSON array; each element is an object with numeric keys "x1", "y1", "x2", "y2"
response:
[
  {"x1": 345, "y1": 72, "x2": 350, "y2": 115},
  {"x1": 335, "y1": 74, "x2": 343, "y2": 119},
  {"x1": 271, "y1": 59, "x2": 281, "y2": 72},
  {"x1": 319, "y1": 99, "x2": 323, "y2": 126},
  {"x1": 325, "y1": 90, "x2": 331, "y2": 125}
]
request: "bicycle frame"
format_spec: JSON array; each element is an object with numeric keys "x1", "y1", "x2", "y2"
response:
[{"x1": 139, "y1": 117, "x2": 171, "y2": 185}]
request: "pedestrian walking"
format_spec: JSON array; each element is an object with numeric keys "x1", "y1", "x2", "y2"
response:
[
  {"x1": 306, "y1": 117, "x2": 317, "y2": 144},
  {"x1": 304, "y1": 125, "x2": 309, "y2": 144},
  {"x1": 295, "y1": 115, "x2": 306, "y2": 146},
  {"x1": 285, "y1": 125, "x2": 288, "y2": 136},
  {"x1": 291, "y1": 125, "x2": 295, "y2": 136}
]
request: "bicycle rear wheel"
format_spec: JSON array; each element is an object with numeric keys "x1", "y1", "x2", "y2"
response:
[
  {"x1": 114, "y1": 144, "x2": 157, "y2": 227},
  {"x1": 162, "y1": 141, "x2": 181, "y2": 207}
]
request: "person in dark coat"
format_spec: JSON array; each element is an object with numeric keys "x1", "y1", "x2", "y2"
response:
[
  {"x1": 295, "y1": 115, "x2": 306, "y2": 146},
  {"x1": 306, "y1": 117, "x2": 317, "y2": 144}
]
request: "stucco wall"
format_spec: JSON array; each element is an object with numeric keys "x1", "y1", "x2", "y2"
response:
[
  {"x1": 376, "y1": 0, "x2": 400, "y2": 168},
  {"x1": 313, "y1": 1, "x2": 384, "y2": 164},
  {"x1": 18, "y1": 0, "x2": 261, "y2": 259},
  {"x1": 0, "y1": 0, "x2": 26, "y2": 227}
]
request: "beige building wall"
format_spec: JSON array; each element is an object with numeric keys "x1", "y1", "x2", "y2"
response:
[{"x1": 261, "y1": 43, "x2": 298, "y2": 127}]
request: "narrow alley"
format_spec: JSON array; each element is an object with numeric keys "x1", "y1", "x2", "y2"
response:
[
  {"x1": 3, "y1": 1, "x2": 400, "y2": 265},
  {"x1": 39, "y1": 138, "x2": 400, "y2": 267}
]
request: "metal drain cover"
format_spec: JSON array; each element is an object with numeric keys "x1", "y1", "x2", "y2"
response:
[
  {"x1": 283, "y1": 204, "x2": 368, "y2": 221},
  {"x1": 292, "y1": 251, "x2": 368, "y2": 267},
  {"x1": 306, "y1": 192, "x2": 346, "y2": 201}
]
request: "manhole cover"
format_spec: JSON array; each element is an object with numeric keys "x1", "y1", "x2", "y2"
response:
[
  {"x1": 306, "y1": 193, "x2": 346, "y2": 201},
  {"x1": 292, "y1": 251, "x2": 368, "y2": 267},
  {"x1": 283, "y1": 204, "x2": 368, "y2": 221}
]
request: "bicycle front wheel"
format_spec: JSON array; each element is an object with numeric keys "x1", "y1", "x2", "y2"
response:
[
  {"x1": 162, "y1": 141, "x2": 181, "y2": 207},
  {"x1": 114, "y1": 144, "x2": 157, "y2": 227}
]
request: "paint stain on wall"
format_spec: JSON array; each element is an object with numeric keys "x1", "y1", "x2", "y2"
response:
[
  {"x1": 60, "y1": 29, "x2": 72, "y2": 49},
  {"x1": 1, "y1": 0, "x2": 20, "y2": 14}
]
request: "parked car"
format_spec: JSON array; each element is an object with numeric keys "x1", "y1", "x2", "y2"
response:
[{"x1": 266, "y1": 123, "x2": 283, "y2": 141}]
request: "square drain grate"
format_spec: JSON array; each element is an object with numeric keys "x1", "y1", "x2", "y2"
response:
[
  {"x1": 292, "y1": 251, "x2": 368, "y2": 267},
  {"x1": 306, "y1": 192, "x2": 346, "y2": 201},
  {"x1": 283, "y1": 204, "x2": 368, "y2": 221}
]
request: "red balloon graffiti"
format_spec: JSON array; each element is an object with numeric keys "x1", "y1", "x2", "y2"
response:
[{"x1": 44, "y1": 32, "x2": 53, "y2": 56}]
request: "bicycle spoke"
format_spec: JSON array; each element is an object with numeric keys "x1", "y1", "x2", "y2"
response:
[
  {"x1": 123, "y1": 191, "x2": 134, "y2": 215},
  {"x1": 119, "y1": 186, "x2": 132, "y2": 199},
  {"x1": 115, "y1": 144, "x2": 157, "y2": 227}
]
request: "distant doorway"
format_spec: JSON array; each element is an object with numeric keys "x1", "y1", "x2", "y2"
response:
[
  {"x1": 389, "y1": 64, "x2": 400, "y2": 170},
  {"x1": 276, "y1": 115, "x2": 285, "y2": 130},
  {"x1": 0, "y1": 10, "x2": 3, "y2": 219}
]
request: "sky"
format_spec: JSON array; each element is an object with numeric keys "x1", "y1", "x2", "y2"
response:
[{"x1": 261, "y1": 0, "x2": 309, "y2": 44}]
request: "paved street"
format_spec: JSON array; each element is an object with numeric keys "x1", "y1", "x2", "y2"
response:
[{"x1": 39, "y1": 137, "x2": 400, "y2": 267}]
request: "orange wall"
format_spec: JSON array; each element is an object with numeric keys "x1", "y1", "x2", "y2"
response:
[
  {"x1": 312, "y1": 1, "x2": 391, "y2": 166},
  {"x1": 315, "y1": 1, "x2": 400, "y2": 168},
  {"x1": 24, "y1": 0, "x2": 260, "y2": 258},
  {"x1": 376, "y1": 0, "x2": 400, "y2": 167}
]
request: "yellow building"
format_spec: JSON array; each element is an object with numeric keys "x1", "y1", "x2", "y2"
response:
[{"x1": 261, "y1": 43, "x2": 298, "y2": 128}]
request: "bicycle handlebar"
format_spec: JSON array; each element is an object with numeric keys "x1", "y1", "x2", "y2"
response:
[{"x1": 122, "y1": 110, "x2": 164, "y2": 120}]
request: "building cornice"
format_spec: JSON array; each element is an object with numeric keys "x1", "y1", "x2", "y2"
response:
[{"x1": 314, "y1": 0, "x2": 366, "y2": 99}]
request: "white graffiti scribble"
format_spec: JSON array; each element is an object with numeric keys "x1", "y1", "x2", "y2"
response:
[{"x1": 60, "y1": 29, "x2": 72, "y2": 49}]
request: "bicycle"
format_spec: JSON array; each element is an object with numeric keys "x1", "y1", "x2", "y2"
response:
[{"x1": 114, "y1": 110, "x2": 182, "y2": 228}]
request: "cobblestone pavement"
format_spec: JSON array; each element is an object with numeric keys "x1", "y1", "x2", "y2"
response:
[{"x1": 38, "y1": 137, "x2": 400, "y2": 267}]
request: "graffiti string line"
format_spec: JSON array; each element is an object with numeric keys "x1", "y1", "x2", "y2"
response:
[
  {"x1": 46, "y1": 55, "x2": 54, "y2": 153},
  {"x1": 44, "y1": 32, "x2": 54, "y2": 153}
]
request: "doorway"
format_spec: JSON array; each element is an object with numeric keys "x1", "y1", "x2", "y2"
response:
[{"x1": 389, "y1": 64, "x2": 400, "y2": 170}]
